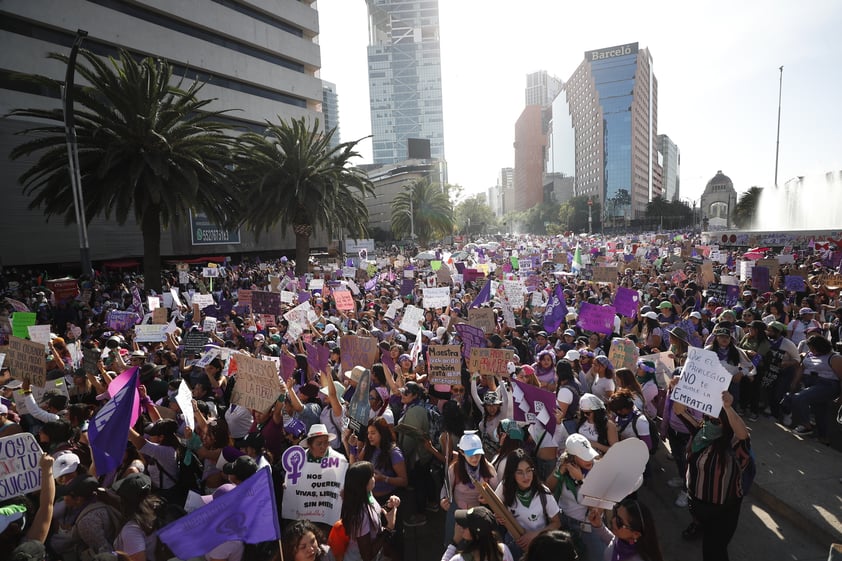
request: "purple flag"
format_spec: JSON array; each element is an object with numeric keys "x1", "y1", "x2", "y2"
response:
[
  {"x1": 400, "y1": 278, "x2": 414, "y2": 296},
  {"x1": 542, "y1": 285, "x2": 568, "y2": 333},
  {"x1": 578, "y1": 303, "x2": 616, "y2": 335},
  {"x1": 454, "y1": 262, "x2": 466, "y2": 274},
  {"x1": 785, "y1": 275, "x2": 805, "y2": 292},
  {"x1": 106, "y1": 366, "x2": 141, "y2": 427},
  {"x1": 751, "y1": 266, "x2": 770, "y2": 293},
  {"x1": 131, "y1": 285, "x2": 144, "y2": 316},
  {"x1": 158, "y1": 467, "x2": 280, "y2": 558},
  {"x1": 512, "y1": 380, "x2": 558, "y2": 435},
  {"x1": 89, "y1": 368, "x2": 139, "y2": 476},
  {"x1": 613, "y1": 287, "x2": 640, "y2": 318},
  {"x1": 365, "y1": 278, "x2": 377, "y2": 291},
  {"x1": 380, "y1": 351, "x2": 396, "y2": 373},
  {"x1": 455, "y1": 323, "x2": 486, "y2": 359},
  {"x1": 470, "y1": 281, "x2": 491, "y2": 308}
]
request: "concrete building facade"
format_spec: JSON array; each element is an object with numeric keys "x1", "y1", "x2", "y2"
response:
[
  {"x1": 0, "y1": 0, "x2": 328, "y2": 266},
  {"x1": 322, "y1": 80, "x2": 341, "y2": 150},
  {"x1": 499, "y1": 167, "x2": 515, "y2": 217},
  {"x1": 700, "y1": 170, "x2": 738, "y2": 229},
  {"x1": 361, "y1": 160, "x2": 443, "y2": 234},
  {"x1": 658, "y1": 134, "x2": 680, "y2": 201},
  {"x1": 513, "y1": 105, "x2": 549, "y2": 213},
  {"x1": 525, "y1": 70, "x2": 563, "y2": 107},
  {"x1": 366, "y1": 0, "x2": 445, "y2": 165}
]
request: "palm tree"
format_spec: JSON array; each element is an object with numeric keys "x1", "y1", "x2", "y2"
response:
[
  {"x1": 733, "y1": 186, "x2": 764, "y2": 228},
  {"x1": 391, "y1": 179, "x2": 454, "y2": 246},
  {"x1": 9, "y1": 50, "x2": 238, "y2": 291},
  {"x1": 234, "y1": 118, "x2": 374, "y2": 275}
]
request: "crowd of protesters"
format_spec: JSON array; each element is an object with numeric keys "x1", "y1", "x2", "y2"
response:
[{"x1": 0, "y1": 230, "x2": 841, "y2": 561}]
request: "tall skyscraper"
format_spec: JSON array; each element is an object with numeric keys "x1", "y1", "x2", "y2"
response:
[
  {"x1": 658, "y1": 134, "x2": 680, "y2": 201},
  {"x1": 513, "y1": 105, "x2": 549, "y2": 212},
  {"x1": 499, "y1": 167, "x2": 515, "y2": 216},
  {"x1": 559, "y1": 42, "x2": 659, "y2": 220},
  {"x1": 322, "y1": 80, "x2": 341, "y2": 150},
  {"x1": 366, "y1": 0, "x2": 445, "y2": 165},
  {"x1": 525, "y1": 70, "x2": 563, "y2": 107}
]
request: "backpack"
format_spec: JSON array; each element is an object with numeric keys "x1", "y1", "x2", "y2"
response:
[
  {"x1": 629, "y1": 411, "x2": 661, "y2": 454},
  {"x1": 328, "y1": 519, "x2": 350, "y2": 561},
  {"x1": 151, "y1": 447, "x2": 203, "y2": 504},
  {"x1": 422, "y1": 400, "x2": 443, "y2": 447}
]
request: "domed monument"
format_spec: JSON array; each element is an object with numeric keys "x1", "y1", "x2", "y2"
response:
[{"x1": 700, "y1": 170, "x2": 738, "y2": 229}]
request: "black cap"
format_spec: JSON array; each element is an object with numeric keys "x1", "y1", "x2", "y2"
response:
[
  {"x1": 113, "y1": 472, "x2": 152, "y2": 500},
  {"x1": 223, "y1": 456, "x2": 258, "y2": 481},
  {"x1": 454, "y1": 506, "x2": 496, "y2": 536},
  {"x1": 400, "y1": 381, "x2": 423, "y2": 397},
  {"x1": 242, "y1": 432, "x2": 265, "y2": 450},
  {"x1": 144, "y1": 418, "x2": 178, "y2": 437},
  {"x1": 61, "y1": 475, "x2": 100, "y2": 498}
]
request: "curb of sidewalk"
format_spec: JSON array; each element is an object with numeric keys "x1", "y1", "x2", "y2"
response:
[{"x1": 750, "y1": 478, "x2": 841, "y2": 546}]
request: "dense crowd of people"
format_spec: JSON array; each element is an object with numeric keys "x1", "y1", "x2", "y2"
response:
[{"x1": 1, "y1": 230, "x2": 841, "y2": 561}]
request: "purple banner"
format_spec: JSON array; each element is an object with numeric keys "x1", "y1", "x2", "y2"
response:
[
  {"x1": 542, "y1": 285, "x2": 568, "y2": 333},
  {"x1": 512, "y1": 379, "x2": 558, "y2": 435},
  {"x1": 613, "y1": 287, "x2": 640, "y2": 318},
  {"x1": 725, "y1": 285, "x2": 740, "y2": 307},
  {"x1": 89, "y1": 368, "x2": 139, "y2": 475},
  {"x1": 785, "y1": 275, "x2": 806, "y2": 292},
  {"x1": 751, "y1": 266, "x2": 770, "y2": 293},
  {"x1": 106, "y1": 310, "x2": 140, "y2": 332},
  {"x1": 454, "y1": 323, "x2": 486, "y2": 360},
  {"x1": 578, "y1": 303, "x2": 616, "y2": 334},
  {"x1": 280, "y1": 353, "x2": 297, "y2": 382}
]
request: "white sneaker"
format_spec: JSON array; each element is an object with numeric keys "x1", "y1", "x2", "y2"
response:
[
  {"x1": 675, "y1": 491, "x2": 689, "y2": 508},
  {"x1": 667, "y1": 477, "x2": 684, "y2": 488}
]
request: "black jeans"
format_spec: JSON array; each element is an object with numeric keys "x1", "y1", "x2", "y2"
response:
[
  {"x1": 667, "y1": 428, "x2": 691, "y2": 490},
  {"x1": 739, "y1": 376, "x2": 761, "y2": 414},
  {"x1": 689, "y1": 496, "x2": 743, "y2": 561}
]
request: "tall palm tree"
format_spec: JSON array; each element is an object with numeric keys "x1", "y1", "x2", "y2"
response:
[
  {"x1": 234, "y1": 117, "x2": 374, "y2": 275},
  {"x1": 391, "y1": 179, "x2": 454, "y2": 246},
  {"x1": 9, "y1": 50, "x2": 238, "y2": 291},
  {"x1": 733, "y1": 186, "x2": 764, "y2": 228}
]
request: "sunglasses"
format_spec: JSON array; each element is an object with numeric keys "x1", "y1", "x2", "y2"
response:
[{"x1": 612, "y1": 502, "x2": 644, "y2": 532}]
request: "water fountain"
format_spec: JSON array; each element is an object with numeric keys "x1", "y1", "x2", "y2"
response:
[{"x1": 753, "y1": 170, "x2": 842, "y2": 230}]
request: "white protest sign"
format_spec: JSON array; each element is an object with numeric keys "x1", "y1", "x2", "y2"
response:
[
  {"x1": 385, "y1": 300, "x2": 403, "y2": 320},
  {"x1": 0, "y1": 432, "x2": 43, "y2": 499},
  {"x1": 672, "y1": 347, "x2": 732, "y2": 417},
  {"x1": 147, "y1": 296, "x2": 160, "y2": 311},
  {"x1": 739, "y1": 261, "x2": 754, "y2": 281},
  {"x1": 503, "y1": 280, "x2": 526, "y2": 307},
  {"x1": 134, "y1": 324, "x2": 167, "y2": 343},
  {"x1": 194, "y1": 348, "x2": 220, "y2": 369},
  {"x1": 346, "y1": 279, "x2": 360, "y2": 295},
  {"x1": 308, "y1": 278, "x2": 325, "y2": 292},
  {"x1": 27, "y1": 325, "x2": 51, "y2": 349},
  {"x1": 639, "y1": 352, "x2": 676, "y2": 386},
  {"x1": 161, "y1": 293, "x2": 174, "y2": 309},
  {"x1": 284, "y1": 302, "x2": 313, "y2": 329},
  {"x1": 191, "y1": 293, "x2": 215, "y2": 309},
  {"x1": 280, "y1": 290, "x2": 296, "y2": 304},
  {"x1": 399, "y1": 305, "x2": 424, "y2": 333},
  {"x1": 202, "y1": 267, "x2": 219, "y2": 278},
  {"x1": 170, "y1": 288, "x2": 182, "y2": 307},
  {"x1": 720, "y1": 275, "x2": 739, "y2": 286},
  {"x1": 281, "y1": 446, "x2": 348, "y2": 525},
  {"x1": 0, "y1": 353, "x2": 4, "y2": 370},
  {"x1": 164, "y1": 318, "x2": 179, "y2": 335},
  {"x1": 175, "y1": 379, "x2": 195, "y2": 430},
  {"x1": 579, "y1": 438, "x2": 648, "y2": 509},
  {"x1": 422, "y1": 287, "x2": 450, "y2": 309},
  {"x1": 202, "y1": 317, "x2": 218, "y2": 333},
  {"x1": 13, "y1": 378, "x2": 70, "y2": 416},
  {"x1": 178, "y1": 271, "x2": 189, "y2": 284}
]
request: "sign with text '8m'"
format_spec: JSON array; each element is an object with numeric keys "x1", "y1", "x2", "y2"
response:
[{"x1": 189, "y1": 212, "x2": 240, "y2": 245}]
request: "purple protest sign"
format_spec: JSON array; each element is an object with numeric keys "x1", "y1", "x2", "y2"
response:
[
  {"x1": 304, "y1": 342, "x2": 330, "y2": 374},
  {"x1": 512, "y1": 380, "x2": 558, "y2": 434},
  {"x1": 106, "y1": 310, "x2": 140, "y2": 332},
  {"x1": 298, "y1": 291, "x2": 311, "y2": 304},
  {"x1": 785, "y1": 275, "x2": 806, "y2": 292},
  {"x1": 280, "y1": 353, "x2": 297, "y2": 382},
  {"x1": 400, "y1": 278, "x2": 414, "y2": 296},
  {"x1": 578, "y1": 303, "x2": 616, "y2": 334},
  {"x1": 725, "y1": 285, "x2": 740, "y2": 307},
  {"x1": 454, "y1": 323, "x2": 486, "y2": 360},
  {"x1": 454, "y1": 262, "x2": 466, "y2": 274},
  {"x1": 380, "y1": 351, "x2": 396, "y2": 373},
  {"x1": 674, "y1": 319, "x2": 704, "y2": 348},
  {"x1": 613, "y1": 287, "x2": 639, "y2": 318},
  {"x1": 751, "y1": 266, "x2": 770, "y2": 292}
]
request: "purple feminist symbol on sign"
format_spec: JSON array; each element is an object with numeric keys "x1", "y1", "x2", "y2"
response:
[{"x1": 281, "y1": 445, "x2": 306, "y2": 484}]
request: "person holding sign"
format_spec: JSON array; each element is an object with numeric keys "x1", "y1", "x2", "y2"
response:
[
  {"x1": 586, "y1": 498, "x2": 665, "y2": 561},
  {"x1": 678, "y1": 390, "x2": 751, "y2": 561}
]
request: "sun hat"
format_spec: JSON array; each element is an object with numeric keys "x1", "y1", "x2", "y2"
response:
[
  {"x1": 344, "y1": 366, "x2": 367, "y2": 384},
  {"x1": 457, "y1": 431, "x2": 484, "y2": 456},
  {"x1": 320, "y1": 380, "x2": 346, "y2": 401},
  {"x1": 565, "y1": 433, "x2": 599, "y2": 461},
  {"x1": 302, "y1": 423, "x2": 336, "y2": 446},
  {"x1": 564, "y1": 349, "x2": 581, "y2": 362}
]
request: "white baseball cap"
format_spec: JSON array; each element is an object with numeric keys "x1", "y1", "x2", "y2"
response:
[
  {"x1": 565, "y1": 433, "x2": 599, "y2": 461},
  {"x1": 52, "y1": 452, "x2": 81, "y2": 479}
]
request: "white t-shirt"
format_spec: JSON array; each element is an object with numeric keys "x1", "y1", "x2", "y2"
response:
[
  {"x1": 617, "y1": 413, "x2": 649, "y2": 441},
  {"x1": 528, "y1": 423, "x2": 567, "y2": 451},
  {"x1": 113, "y1": 521, "x2": 156, "y2": 559},
  {"x1": 320, "y1": 405, "x2": 347, "y2": 451},
  {"x1": 225, "y1": 404, "x2": 254, "y2": 439},
  {"x1": 494, "y1": 483, "x2": 560, "y2": 533},
  {"x1": 591, "y1": 377, "x2": 615, "y2": 402},
  {"x1": 576, "y1": 421, "x2": 601, "y2": 444}
]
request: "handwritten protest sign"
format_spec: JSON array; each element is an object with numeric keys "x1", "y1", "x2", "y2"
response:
[
  {"x1": 592, "y1": 266, "x2": 618, "y2": 284},
  {"x1": 468, "y1": 307, "x2": 496, "y2": 334},
  {"x1": 613, "y1": 287, "x2": 639, "y2": 318},
  {"x1": 236, "y1": 289, "x2": 251, "y2": 308},
  {"x1": 152, "y1": 307, "x2": 168, "y2": 325},
  {"x1": 183, "y1": 332, "x2": 209, "y2": 356},
  {"x1": 672, "y1": 347, "x2": 732, "y2": 417},
  {"x1": 467, "y1": 348, "x2": 509, "y2": 376},
  {"x1": 340, "y1": 335, "x2": 380, "y2": 375},
  {"x1": 281, "y1": 445, "x2": 348, "y2": 525},
  {"x1": 26, "y1": 325, "x2": 51, "y2": 350},
  {"x1": 578, "y1": 303, "x2": 616, "y2": 334},
  {"x1": 0, "y1": 433, "x2": 43, "y2": 499},
  {"x1": 399, "y1": 305, "x2": 424, "y2": 333},
  {"x1": 454, "y1": 323, "x2": 486, "y2": 360},
  {"x1": 191, "y1": 293, "x2": 215, "y2": 309},
  {"x1": 502, "y1": 281, "x2": 526, "y2": 308},
  {"x1": 333, "y1": 290, "x2": 355, "y2": 312},
  {"x1": 8, "y1": 337, "x2": 46, "y2": 387},
  {"x1": 251, "y1": 291, "x2": 281, "y2": 316},
  {"x1": 608, "y1": 338, "x2": 639, "y2": 371},
  {"x1": 422, "y1": 287, "x2": 450, "y2": 309},
  {"x1": 231, "y1": 353, "x2": 282, "y2": 412},
  {"x1": 639, "y1": 352, "x2": 676, "y2": 385},
  {"x1": 427, "y1": 345, "x2": 462, "y2": 385},
  {"x1": 436, "y1": 267, "x2": 452, "y2": 285},
  {"x1": 134, "y1": 324, "x2": 167, "y2": 343}
]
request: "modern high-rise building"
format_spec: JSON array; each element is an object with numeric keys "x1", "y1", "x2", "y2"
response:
[
  {"x1": 0, "y1": 0, "x2": 327, "y2": 266},
  {"x1": 499, "y1": 167, "x2": 515, "y2": 216},
  {"x1": 366, "y1": 0, "x2": 445, "y2": 165},
  {"x1": 322, "y1": 80, "x2": 341, "y2": 150},
  {"x1": 657, "y1": 134, "x2": 680, "y2": 201},
  {"x1": 513, "y1": 105, "x2": 550, "y2": 212},
  {"x1": 559, "y1": 42, "x2": 659, "y2": 221},
  {"x1": 525, "y1": 70, "x2": 563, "y2": 107}
]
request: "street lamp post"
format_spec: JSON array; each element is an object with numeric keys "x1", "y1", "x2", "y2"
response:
[
  {"x1": 403, "y1": 184, "x2": 416, "y2": 242},
  {"x1": 588, "y1": 197, "x2": 593, "y2": 235}
]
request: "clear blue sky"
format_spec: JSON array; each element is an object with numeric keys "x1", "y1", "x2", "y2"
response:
[{"x1": 317, "y1": 0, "x2": 842, "y2": 204}]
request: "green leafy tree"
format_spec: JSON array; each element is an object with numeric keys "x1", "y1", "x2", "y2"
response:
[
  {"x1": 644, "y1": 196, "x2": 693, "y2": 229},
  {"x1": 733, "y1": 186, "x2": 764, "y2": 228},
  {"x1": 233, "y1": 118, "x2": 374, "y2": 275},
  {"x1": 9, "y1": 50, "x2": 238, "y2": 291},
  {"x1": 391, "y1": 179, "x2": 454, "y2": 246},
  {"x1": 512, "y1": 202, "x2": 561, "y2": 235},
  {"x1": 558, "y1": 196, "x2": 601, "y2": 233},
  {"x1": 455, "y1": 194, "x2": 497, "y2": 235}
]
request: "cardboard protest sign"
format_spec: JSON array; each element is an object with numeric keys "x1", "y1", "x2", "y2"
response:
[
  {"x1": 672, "y1": 347, "x2": 732, "y2": 417},
  {"x1": 427, "y1": 345, "x2": 462, "y2": 385},
  {"x1": 0, "y1": 433, "x2": 43, "y2": 499},
  {"x1": 333, "y1": 290, "x2": 355, "y2": 312},
  {"x1": 613, "y1": 287, "x2": 639, "y2": 318},
  {"x1": 638, "y1": 352, "x2": 676, "y2": 385},
  {"x1": 756, "y1": 258, "x2": 779, "y2": 278},
  {"x1": 251, "y1": 291, "x2": 281, "y2": 316},
  {"x1": 467, "y1": 348, "x2": 509, "y2": 376},
  {"x1": 399, "y1": 305, "x2": 424, "y2": 333},
  {"x1": 183, "y1": 332, "x2": 209, "y2": 356},
  {"x1": 231, "y1": 353, "x2": 283, "y2": 413},
  {"x1": 134, "y1": 324, "x2": 167, "y2": 343},
  {"x1": 46, "y1": 278, "x2": 79, "y2": 301},
  {"x1": 422, "y1": 287, "x2": 450, "y2": 309},
  {"x1": 436, "y1": 267, "x2": 452, "y2": 285},
  {"x1": 592, "y1": 266, "x2": 618, "y2": 284},
  {"x1": 152, "y1": 307, "x2": 168, "y2": 325},
  {"x1": 699, "y1": 261, "x2": 715, "y2": 288},
  {"x1": 511, "y1": 380, "x2": 557, "y2": 433},
  {"x1": 281, "y1": 445, "x2": 348, "y2": 525},
  {"x1": 13, "y1": 378, "x2": 70, "y2": 415},
  {"x1": 468, "y1": 307, "x2": 496, "y2": 334},
  {"x1": 236, "y1": 289, "x2": 252, "y2": 309},
  {"x1": 454, "y1": 323, "x2": 486, "y2": 360},
  {"x1": 7, "y1": 336, "x2": 46, "y2": 387},
  {"x1": 608, "y1": 338, "x2": 639, "y2": 371},
  {"x1": 10, "y1": 312, "x2": 36, "y2": 339},
  {"x1": 579, "y1": 438, "x2": 648, "y2": 509},
  {"x1": 340, "y1": 335, "x2": 380, "y2": 375},
  {"x1": 578, "y1": 303, "x2": 616, "y2": 335}
]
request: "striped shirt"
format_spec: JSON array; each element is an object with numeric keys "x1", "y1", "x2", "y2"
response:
[{"x1": 686, "y1": 435, "x2": 752, "y2": 505}]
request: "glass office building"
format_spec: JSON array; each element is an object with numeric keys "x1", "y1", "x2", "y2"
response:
[{"x1": 366, "y1": 0, "x2": 445, "y2": 165}]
